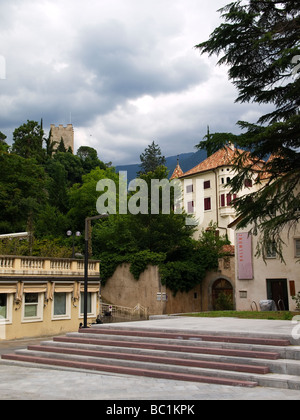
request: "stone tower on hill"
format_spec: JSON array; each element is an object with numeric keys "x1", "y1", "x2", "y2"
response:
[{"x1": 50, "y1": 124, "x2": 74, "y2": 153}]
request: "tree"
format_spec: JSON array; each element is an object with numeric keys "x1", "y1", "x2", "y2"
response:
[
  {"x1": 52, "y1": 152, "x2": 84, "y2": 186},
  {"x1": 0, "y1": 131, "x2": 8, "y2": 153},
  {"x1": 11, "y1": 120, "x2": 45, "y2": 162},
  {"x1": 77, "y1": 146, "x2": 106, "y2": 173},
  {"x1": 44, "y1": 129, "x2": 58, "y2": 158},
  {"x1": 195, "y1": 0, "x2": 300, "y2": 259},
  {"x1": 56, "y1": 138, "x2": 67, "y2": 153},
  {"x1": 92, "y1": 166, "x2": 228, "y2": 295},
  {"x1": 0, "y1": 153, "x2": 48, "y2": 233},
  {"x1": 139, "y1": 141, "x2": 166, "y2": 174},
  {"x1": 67, "y1": 167, "x2": 120, "y2": 231},
  {"x1": 197, "y1": 128, "x2": 239, "y2": 156},
  {"x1": 44, "y1": 159, "x2": 69, "y2": 212}
]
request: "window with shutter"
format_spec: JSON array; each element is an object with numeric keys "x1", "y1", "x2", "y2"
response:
[
  {"x1": 204, "y1": 197, "x2": 211, "y2": 211},
  {"x1": 187, "y1": 201, "x2": 194, "y2": 214}
]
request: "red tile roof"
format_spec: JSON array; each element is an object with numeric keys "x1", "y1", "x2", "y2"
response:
[
  {"x1": 170, "y1": 161, "x2": 184, "y2": 180},
  {"x1": 180, "y1": 144, "x2": 264, "y2": 178}
]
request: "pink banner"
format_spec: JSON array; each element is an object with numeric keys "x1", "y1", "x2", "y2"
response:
[{"x1": 236, "y1": 232, "x2": 253, "y2": 280}]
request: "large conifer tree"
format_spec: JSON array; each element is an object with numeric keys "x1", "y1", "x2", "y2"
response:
[{"x1": 196, "y1": 0, "x2": 300, "y2": 259}]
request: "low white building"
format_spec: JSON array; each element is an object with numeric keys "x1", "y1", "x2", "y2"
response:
[{"x1": 229, "y1": 219, "x2": 300, "y2": 312}]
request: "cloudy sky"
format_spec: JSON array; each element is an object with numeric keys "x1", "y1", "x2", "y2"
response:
[{"x1": 0, "y1": 0, "x2": 268, "y2": 165}]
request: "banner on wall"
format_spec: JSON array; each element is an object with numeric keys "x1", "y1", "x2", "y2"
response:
[{"x1": 236, "y1": 232, "x2": 253, "y2": 280}]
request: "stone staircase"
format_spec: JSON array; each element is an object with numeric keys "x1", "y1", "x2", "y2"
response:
[{"x1": 2, "y1": 325, "x2": 300, "y2": 389}]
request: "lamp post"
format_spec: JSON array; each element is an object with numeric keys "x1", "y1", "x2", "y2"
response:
[
  {"x1": 83, "y1": 213, "x2": 109, "y2": 329},
  {"x1": 67, "y1": 230, "x2": 81, "y2": 258}
]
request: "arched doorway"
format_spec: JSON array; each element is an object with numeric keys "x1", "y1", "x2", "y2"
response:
[{"x1": 212, "y1": 278, "x2": 234, "y2": 310}]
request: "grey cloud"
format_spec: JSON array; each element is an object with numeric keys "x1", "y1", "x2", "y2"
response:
[{"x1": 0, "y1": 0, "x2": 267, "y2": 166}]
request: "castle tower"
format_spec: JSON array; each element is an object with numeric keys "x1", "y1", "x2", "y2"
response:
[{"x1": 50, "y1": 124, "x2": 74, "y2": 153}]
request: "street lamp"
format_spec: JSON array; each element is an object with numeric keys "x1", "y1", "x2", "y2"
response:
[
  {"x1": 83, "y1": 213, "x2": 109, "y2": 329},
  {"x1": 67, "y1": 230, "x2": 81, "y2": 258}
]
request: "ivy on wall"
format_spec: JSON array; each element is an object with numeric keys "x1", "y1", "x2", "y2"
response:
[{"x1": 100, "y1": 224, "x2": 230, "y2": 296}]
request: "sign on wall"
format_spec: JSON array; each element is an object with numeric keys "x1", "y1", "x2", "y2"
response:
[{"x1": 236, "y1": 232, "x2": 253, "y2": 280}]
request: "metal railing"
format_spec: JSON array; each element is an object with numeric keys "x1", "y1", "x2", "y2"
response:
[{"x1": 100, "y1": 302, "x2": 148, "y2": 322}]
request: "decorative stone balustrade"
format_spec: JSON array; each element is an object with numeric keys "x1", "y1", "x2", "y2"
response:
[{"x1": 0, "y1": 255, "x2": 100, "y2": 278}]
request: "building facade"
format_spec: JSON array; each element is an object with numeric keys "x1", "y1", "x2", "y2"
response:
[
  {"x1": 50, "y1": 124, "x2": 74, "y2": 152},
  {"x1": 0, "y1": 256, "x2": 100, "y2": 340},
  {"x1": 172, "y1": 144, "x2": 264, "y2": 243},
  {"x1": 230, "y1": 221, "x2": 300, "y2": 312}
]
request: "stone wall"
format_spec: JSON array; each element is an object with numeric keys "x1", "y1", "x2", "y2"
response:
[
  {"x1": 101, "y1": 255, "x2": 236, "y2": 315},
  {"x1": 50, "y1": 124, "x2": 74, "y2": 152}
]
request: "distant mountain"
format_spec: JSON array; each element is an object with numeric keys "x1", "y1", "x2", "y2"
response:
[{"x1": 115, "y1": 149, "x2": 207, "y2": 183}]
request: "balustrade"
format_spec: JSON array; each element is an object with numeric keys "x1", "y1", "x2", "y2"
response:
[
  {"x1": 0, "y1": 257, "x2": 14, "y2": 269},
  {"x1": 0, "y1": 256, "x2": 99, "y2": 277}
]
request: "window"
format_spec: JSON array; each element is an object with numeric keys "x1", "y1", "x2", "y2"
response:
[
  {"x1": 204, "y1": 180, "x2": 211, "y2": 189},
  {"x1": 53, "y1": 292, "x2": 71, "y2": 319},
  {"x1": 204, "y1": 197, "x2": 211, "y2": 211},
  {"x1": 23, "y1": 293, "x2": 43, "y2": 322},
  {"x1": 266, "y1": 243, "x2": 277, "y2": 259},
  {"x1": 0, "y1": 294, "x2": 7, "y2": 320},
  {"x1": 80, "y1": 292, "x2": 92, "y2": 315},
  {"x1": 244, "y1": 179, "x2": 253, "y2": 188},
  {"x1": 295, "y1": 239, "x2": 300, "y2": 258},
  {"x1": 187, "y1": 201, "x2": 194, "y2": 214},
  {"x1": 24, "y1": 293, "x2": 39, "y2": 318},
  {"x1": 0, "y1": 293, "x2": 13, "y2": 325},
  {"x1": 186, "y1": 184, "x2": 193, "y2": 193},
  {"x1": 54, "y1": 293, "x2": 66, "y2": 316},
  {"x1": 226, "y1": 194, "x2": 237, "y2": 206},
  {"x1": 220, "y1": 194, "x2": 225, "y2": 207}
]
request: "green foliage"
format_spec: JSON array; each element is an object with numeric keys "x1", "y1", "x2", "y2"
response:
[
  {"x1": 159, "y1": 260, "x2": 205, "y2": 296},
  {"x1": 99, "y1": 250, "x2": 166, "y2": 284},
  {"x1": 77, "y1": 146, "x2": 106, "y2": 173},
  {"x1": 68, "y1": 167, "x2": 120, "y2": 231},
  {"x1": 197, "y1": 129, "x2": 239, "y2": 156},
  {"x1": 139, "y1": 141, "x2": 166, "y2": 175},
  {"x1": 0, "y1": 132, "x2": 9, "y2": 153},
  {"x1": 0, "y1": 120, "x2": 231, "y2": 296},
  {"x1": 11, "y1": 120, "x2": 45, "y2": 162},
  {"x1": 0, "y1": 237, "x2": 73, "y2": 258},
  {"x1": 0, "y1": 119, "x2": 108, "y2": 257},
  {"x1": 129, "y1": 250, "x2": 166, "y2": 280},
  {"x1": 214, "y1": 292, "x2": 234, "y2": 311},
  {"x1": 99, "y1": 220, "x2": 229, "y2": 295},
  {"x1": 0, "y1": 153, "x2": 48, "y2": 233}
]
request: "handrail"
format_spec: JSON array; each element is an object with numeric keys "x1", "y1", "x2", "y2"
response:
[
  {"x1": 100, "y1": 302, "x2": 148, "y2": 320},
  {"x1": 277, "y1": 299, "x2": 285, "y2": 311},
  {"x1": 251, "y1": 301, "x2": 258, "y2": 311}
]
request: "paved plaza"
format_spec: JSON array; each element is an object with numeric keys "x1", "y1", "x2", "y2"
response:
[{"x1": 0, "y1": 317, "x2": 300, "y2": 400}]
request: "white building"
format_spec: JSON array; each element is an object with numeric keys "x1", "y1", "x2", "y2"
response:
[{"x1": 172, "y1": 144, "x2": 264, "y2": 243}]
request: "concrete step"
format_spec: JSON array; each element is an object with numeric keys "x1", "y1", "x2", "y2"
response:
[
  {"x1": 4, "y1": 347, "x2": 300, "y2": 390},
  {"x1": 79, "y1": 327, "x2": 291, "y2": 347},
  {"x1": 90, "y1": 326, "x2": 300, "y2": 360},
  {"x1": 31, "y1": 341, "x2": 300, "y2": 376},
  {"x1": 26, "y1": 344, "x2": 270, "y2": 375},
  {"x1": 36, "y1": 339, "x2": 300, "y2": 375},
  {"x1": 73, "y1": 329, "x2": 298, "y2": 359},
  {"x1": 55, "y1": 334, "x2": 282, "y2": 360},
  {"x1": 1, "y1": 351, "x2": 259, "y2": 388},
  {"x1": 2, "y1": 326, "x2": 300, "y2": 389}
]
